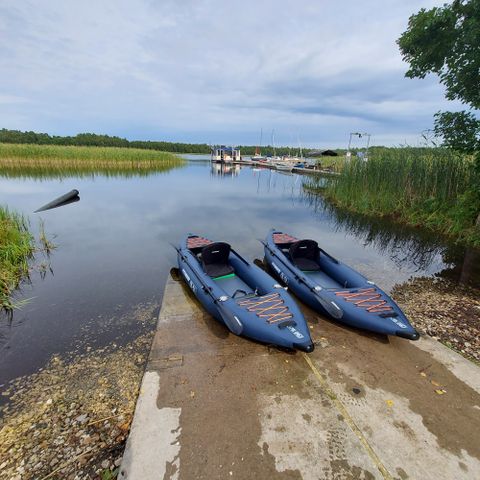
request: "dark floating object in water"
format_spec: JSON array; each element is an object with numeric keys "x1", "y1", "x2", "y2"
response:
[{"x1": 34, "y1": 189, "x2": 80, "y2": 213}]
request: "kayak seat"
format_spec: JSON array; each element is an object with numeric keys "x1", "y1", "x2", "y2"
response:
[
  {"x1": 202, "y1": 242, "x2": 235, "y2": 278},
  {"x1": 289, "y1": 239, "x2": 320, "y2": 271}
]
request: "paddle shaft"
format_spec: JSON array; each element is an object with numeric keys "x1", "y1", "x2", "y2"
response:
[
  {"x1": 172, "y1": 244, "x2": 243, "y2": 334},
  {"x1": 172, "y1": 244, "x2": 218, "y2": 301}
]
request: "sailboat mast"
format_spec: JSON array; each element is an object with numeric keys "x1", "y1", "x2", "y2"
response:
[{"x1": 255, "y1": 128, "x2": 263, "y2": 156}]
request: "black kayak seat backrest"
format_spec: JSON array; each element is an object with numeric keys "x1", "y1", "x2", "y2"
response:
[
  {"x1": 201, "y1": 242, "x2": 235, "y2": 278},
  {"x1": 289, "y1": 239, "x2": 321, "y2": 271}
]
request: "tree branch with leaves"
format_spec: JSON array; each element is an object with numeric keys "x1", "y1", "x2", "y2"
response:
[{"x1": 398, "y1": 0, "x2": 480, "y2": 226}]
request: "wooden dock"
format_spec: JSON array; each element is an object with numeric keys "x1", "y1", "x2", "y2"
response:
[{"x1": 229, "y1": 160, "x2": 340, "y2": 176}]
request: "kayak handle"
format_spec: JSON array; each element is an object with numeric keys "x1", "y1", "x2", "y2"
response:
[{"x1": 277, "y1": 319, "x2": 297, "y2": 329}]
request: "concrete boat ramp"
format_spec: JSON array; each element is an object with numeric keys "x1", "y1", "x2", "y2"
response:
[{"x1": 120, "y1": 276, "x2": 480, "y2": 480}]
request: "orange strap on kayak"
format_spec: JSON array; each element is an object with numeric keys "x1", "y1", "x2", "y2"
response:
[
  {"x1": 273, "y1": 233, "x2": 298, "y2": 245},
  {"x1": 334, "y1": 288, "x2": 394, "y2": 314},
  {"x1": 187, "y1": 236, "x2": 212, "y2": 249},
  {"x1": 237, "y1": 293, "x2": 293, "y2": 324}
]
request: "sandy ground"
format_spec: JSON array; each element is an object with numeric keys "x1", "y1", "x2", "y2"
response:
[{"x1": 0, "y1": 303, "x2": 157, "y2": 480}]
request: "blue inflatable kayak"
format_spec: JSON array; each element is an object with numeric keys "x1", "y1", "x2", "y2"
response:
[
  {"x1": 263, "y1": 230, "x2": 419, "y2": 340},
  {"x1": 175, "y1": 234, "x2": 314, "y2": 352}
]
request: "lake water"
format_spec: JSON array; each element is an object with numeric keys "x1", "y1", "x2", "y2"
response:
[{"x1": 0, "y1": 156, "x2": 476, "y2": 384}]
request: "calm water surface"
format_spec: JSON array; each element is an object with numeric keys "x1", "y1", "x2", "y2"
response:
[{"x1": 0, "y1": 156, "x2": 476, "y2": 384}]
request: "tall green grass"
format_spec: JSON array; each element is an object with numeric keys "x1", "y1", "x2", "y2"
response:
[
  {"x1": 0, "y1": 206, "x2": 35, "y2": 310},
  {"x1": 0, "y1": 143, "x2": 185, "y2": 178},
  {"x1": 305, "y1": 148, "x2": 480, "y2": 245}
]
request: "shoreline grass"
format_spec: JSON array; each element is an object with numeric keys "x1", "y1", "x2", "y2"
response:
[
  {"x1": 0, "y1": 206, "x2": 35, "y2": 310},
  {"x1": 304, "y1": 148, "x2": 480, "y2": 246},
  {"x1": 0, "y1": 143, "x2": 185, "y2": 178}
]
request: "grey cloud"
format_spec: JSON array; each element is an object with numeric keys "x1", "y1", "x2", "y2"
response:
[{"x1": 0, "y1": 0, "x2": 450, "y2": 146}]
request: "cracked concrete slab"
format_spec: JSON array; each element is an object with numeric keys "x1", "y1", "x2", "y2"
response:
[{"x1": 120, "y1": 276, "x2": 480, "y2": 480}]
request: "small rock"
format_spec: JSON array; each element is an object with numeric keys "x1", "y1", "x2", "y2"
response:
[
  {"x1": 101, "y1": 460, "x2": 110, "y2": 469},
  {"x1": 75, "y1": 414, "x2": 88, "y2": 424},
  {"x1": 114, "y1": 457, "x2": 123, "y2": 467}
]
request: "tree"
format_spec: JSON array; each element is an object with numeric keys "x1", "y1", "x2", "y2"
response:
[
  {"x1": 398, "y1": 0, "x2": 480, "y2": 227},
  {"x1": 398, "y1": 0, "x2": 480, "y2": 154}
]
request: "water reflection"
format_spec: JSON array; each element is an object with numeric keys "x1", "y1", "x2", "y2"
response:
[
  {"x1": 301, "y1": 188, "x2": 479, "y2": 286},
  {"x1": 210, "y1": 163, "x2": 240, "y2": 177},
  {"x1": 0, "y1": 162, "x2": 185, "y2": 181},
  {"x1": 1, "y1": 160, "x2": 478, "y2": 384}
]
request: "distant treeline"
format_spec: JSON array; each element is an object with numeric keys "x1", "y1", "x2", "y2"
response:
[
  {"x1": 0, "y1": 129, "x2": 454, "y2": 158},
  {"x1": 0, "y1": 129, "x2": 343, "y2": 156},
  {"x1": 0, "y1": 129, "x2": 211, "y2": 154}
]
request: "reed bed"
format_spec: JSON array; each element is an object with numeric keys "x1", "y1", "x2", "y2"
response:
[
  {"x1": 305, "y1": 148, "x2": 480, "y2": 245},
  {"x1": 0, "y1": 143, "x2": 185, "y2": 178},
  {"x1": 316, "y1": 155, "x2": 345, "y2": 171},
  {"x1": 0, "y1": 206, "x2": 35, "y2": 310}
]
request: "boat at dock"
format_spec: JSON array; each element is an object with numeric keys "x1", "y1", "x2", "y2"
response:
[
  {"x1": 251, "y1": 154, "x2": 268, "y2": 162},
  {"x1": 274, "y1": 162, "x2": 294, "y2": 172},
  {"x1": 211, "y1": 145, "x2": 241, "y2": 164},
  {"x1": 251, "y1": 128, "x2": 267, "y2": 162},
  {"x1": 263, "y1": 230, "x2": 420, "y2": 340},
  {"x1": 175, "y1": 234, "x2": 314, "y2": 352}
]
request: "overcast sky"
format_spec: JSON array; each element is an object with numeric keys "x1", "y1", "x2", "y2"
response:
[{"x1": 0, "y1": 0, "x2": 454, "y2": 147}]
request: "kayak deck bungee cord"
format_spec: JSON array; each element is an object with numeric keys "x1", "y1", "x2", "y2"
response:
[
  {"x1": 174, "y1": 234, "x2": 315, "y2": 352},
  {"x1": 263, "y1": 229, "x2": 419, "y2": 340}
]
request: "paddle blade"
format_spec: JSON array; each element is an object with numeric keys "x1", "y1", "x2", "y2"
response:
[
  {"x1": 217, "y1": 302, "x2": 243, "y2": 335},
  {"x1": 314, "y1": 288, "x2": 343, "y2": 319}
]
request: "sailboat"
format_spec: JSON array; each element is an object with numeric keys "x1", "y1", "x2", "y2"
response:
[
  {"x1": 281, "y1": 137, "x2": 302, "y2": 163},
  {"x1": 269, "y1": 129, "x2": 282, "y2": 163},
  {"x1": 251, "y1": 128, "x2": 267, "y2": 161}
]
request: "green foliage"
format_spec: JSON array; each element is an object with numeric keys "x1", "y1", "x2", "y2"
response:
[
  {"x1": 0, "y1": 128, "x2": 211, "y2": 154},
  {"x1": 0, "y1": 143, "x2": 185, "y2": 179},
  {"x1": 305, "y1": 148, "x2": 480, "y2": 246},
  {"x1": 0, "y1": 206, "x2": 35, "y2": 310},
  {"x1": 434, "y1": 111, "x2": 480, "y2": 153},
  {"x1": 236, "y1": 145, "x2": 317, "y2": 156},
  {"x1": 398, "y1": 0, "x2": 480, "y2": 108},
  {"x1": 100, "y1": 467, "x2": 119, "y2": 480},
  {"x1": 398, "y1": 0, "x2": 480, "y2": 177},
  {"x1": 0, "y1": 128, "x2": 327, "y2": 157}
]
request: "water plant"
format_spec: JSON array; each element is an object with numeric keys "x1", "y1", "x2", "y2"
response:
[
  {"x1": 0, "y1": 143, "x2": 185, "y2": 179},
  {"x1": 0, "y1": 206, "x2": 35, "y2": 310},
  {"x1": 304, "y1": 147, "x2": 480, "y2": 246},
  {"x1": 0, "y1": 207, "x2": 57, "y2": 310},
  {"x1": 39, "y1": 219, "x2": 56, "y2": 255}
]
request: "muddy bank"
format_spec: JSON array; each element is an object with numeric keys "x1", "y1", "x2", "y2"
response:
[
  {"x1": 0, "y1": 308, "x2": 157, "y2": 480},
  {"x1": 392, "y1": 277, "x2": 480, "y2": 363}
]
